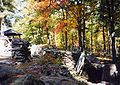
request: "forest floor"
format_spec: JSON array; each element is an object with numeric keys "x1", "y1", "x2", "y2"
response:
[
  {"x1": 0, "y1": 49, "x2": 119, "y2": 85},
  {"x1": 0, "y1": 52, "x2": 83, "y2": 85}
]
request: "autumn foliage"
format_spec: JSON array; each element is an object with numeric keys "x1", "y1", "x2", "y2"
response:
[
  {"x1": 34, "y1": 0, "x2": 69, "y2": 17},
  {"x1": 55, "y1": 21, "x2": 66, "y2": 33},
  {"x1": 34, "y1": 0, "x2": 57, "y2": 17}
]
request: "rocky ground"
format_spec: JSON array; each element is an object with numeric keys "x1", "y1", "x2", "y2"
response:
[
  {"x1": 0, "y1": 48, "x2": 119, "y2": 85},
  {"x1": 0, "y1": 52, "x2": 79, "y2": 85}
]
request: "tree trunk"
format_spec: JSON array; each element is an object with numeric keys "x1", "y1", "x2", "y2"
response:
[
  {"x1": 111, "y1": 0, "x2": 116, "y2": 63},
  {"x1": 103, "y1": 26, "x2": 106, "y2": 57},
  {"x1": 106, "y1": 24, "x2": 111, "y2": 55},
  {"x1": 77, "y1": 20, "x2": 82, "y2": 52},
  {"x1": 90, "y1": 28, "x2": 93, "y2": 54},
  {"x1": 46, "y1": 27, "x2": 50, "y2": 45},
  {"x1": 95, "y1": 28, "x2": 99, "y2": 53},
  {"x1": 77, "y1": 0, "x2": 83, "y2": 52},
  {"x1": 90, "y1": 20, "x2": 93, "y2": 54},
  {"x1": 82, "y1": 11, "x2": 86, "y2": 51},
  {"x1": 72, "y1": 33, "x2": 74, "y2": 50},
  {"x1": 106, "y1": 0, "x2": 116, "y2": 63},
  {"x1": 61, "y1": 30, "x2": 65, "y2": 49},
  {"x1": 65, "y1": 30, "x2": 68, "y2": 50}
]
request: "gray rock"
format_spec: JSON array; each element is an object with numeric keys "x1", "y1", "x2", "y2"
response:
[
  {"x1": 0, "y1": 65, "x2": 24, "y2": 85},
  {"x1": 11, "y1": 74, "x2": 45, "y2": 85},
  {"x1": 40, "y1": 76, "x2": 78, "y2": 85},
  {"x1": 30, "y1": 45, "x2": 46, "y2": 58}
]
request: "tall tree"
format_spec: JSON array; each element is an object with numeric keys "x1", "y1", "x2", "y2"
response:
[
  {"x1": 102, "y1": 25, "x2": 106, "y2": 56},
  {"x1": 106, "y1": 0, "x2": 116, "y2": 63},
  {"x1": 99, "y1": 0, "x2": 120, "y2": 62}
]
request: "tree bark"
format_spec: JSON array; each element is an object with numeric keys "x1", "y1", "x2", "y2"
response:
[
  {"x1": 46, "y1": 27, "x2": 50, "y2": 45},
  {"x1": 90, "y1": 20, "x2": 93, "y2": 54},
  {"x1": 90, "y1": 27, "x2": 93, "y2": 54},
  {"x1": 72, "y1": 33, "x2": 74, "y2": 50},
  {"x1": 65, "y1": 30, "x2": 68, "y2": 50},
  {"x1": 82, "y1": 7, "x2": 86, "y2": 51},
  {"x1": 106, "y1": 0, "x2": 116, "y2": 63},
  {"x1": 103, "y1": 26, "x2": 106, "y2": 57},
  {"x1": 106, "y1": 24, "x2": 111, "y2": 55},
  {"x1": 111, "y1": 0, "x2": 116, "y2": 63},
  {"x1": 77, "y1": 0, "x2": 83, "y2": 52},
  {"x1": 61, "y1": 30, "x2": 65, "y2": 49},
  {"x1": 77, "y1": 20, "x2": 82, "y2": 52}
]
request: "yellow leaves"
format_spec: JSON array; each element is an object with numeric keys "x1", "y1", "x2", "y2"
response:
[
  {"x1": 68, "y1": 5, "x2": 83, "y2": 19},
  {"x1": 64, "y1": 18, "x2": 77, "y2": 28},
  {"x1": 36, "y1": 16, "x2": 45, "y2": 21},
  {"x1": 31, "y1": 16, "x2": 50, "y2": 25},
  {"x1": 33, "y1": 16, "x2": 46, "y2": 22}
]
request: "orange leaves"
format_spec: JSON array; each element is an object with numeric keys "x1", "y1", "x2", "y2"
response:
[
  {"x1": 55, "y1": 21, "x2": 66, "y2": 33},
  {"x1": 34, "y1": 0, "x2": 69, "y2": 17},
  {"x1": 34, "y1": 0, "x2": 58, "y2": 17},
  {"x1": 55, "y1": 18, "x2": 77, "y2": 34},
  {"x1": 35, "y1": 0, "x2": 50, "y2": 10},
  {"x1": 34, "y1": 0, "x2": 51, "y2": 17}
]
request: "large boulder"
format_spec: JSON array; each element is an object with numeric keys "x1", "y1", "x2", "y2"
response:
[
  {"x1": 0, "y1": 65, "x2": 24, "y2": 85},
  {"x1": 30, "y1": 45, "x2": 46, "y2": 58},
  {"x1": 83, "y1": 62, "x2": 103, "y2": 83},
  {"x1": 102, "y1": 64, "x2": 119, "y2": 85},
  {"x1": 40, "y1": 76, "x2": 78, "y2": 85},
  {"x1": 11, "y1": 74, "x2": 45, "y2": 85}
]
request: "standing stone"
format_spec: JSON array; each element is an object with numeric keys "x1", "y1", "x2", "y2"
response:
[{"x1": 102, "y1": 64, "x2": 118, "y2": 85}]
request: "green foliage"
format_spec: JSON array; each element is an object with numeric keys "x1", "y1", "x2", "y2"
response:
[
  {"x1": 12, "y1": 0, "x2": 120, "y2": 58},
  {"x1": 0, "y1": 0, "x2": 15, "y2": 12}
]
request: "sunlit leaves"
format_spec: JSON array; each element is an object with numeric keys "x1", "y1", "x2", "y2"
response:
[
  {"x1": 64, "y1": 18, "x2": 77, "y2": 28},
  {"x1": 54, "y1": 17, "x2": 77, "y2": 34},
  {"x1": 0, "y1": 0, "x2": 15, "y2": 12},
  {"x1": 55, "y1": 21, "x2": 66, "y2": 33},
  {"x1": 13, "y1": 0, "x2": 111, "y2": 53},
  {"x1": 34, "y1": 0, "x2": 58, "y2": 17}
]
